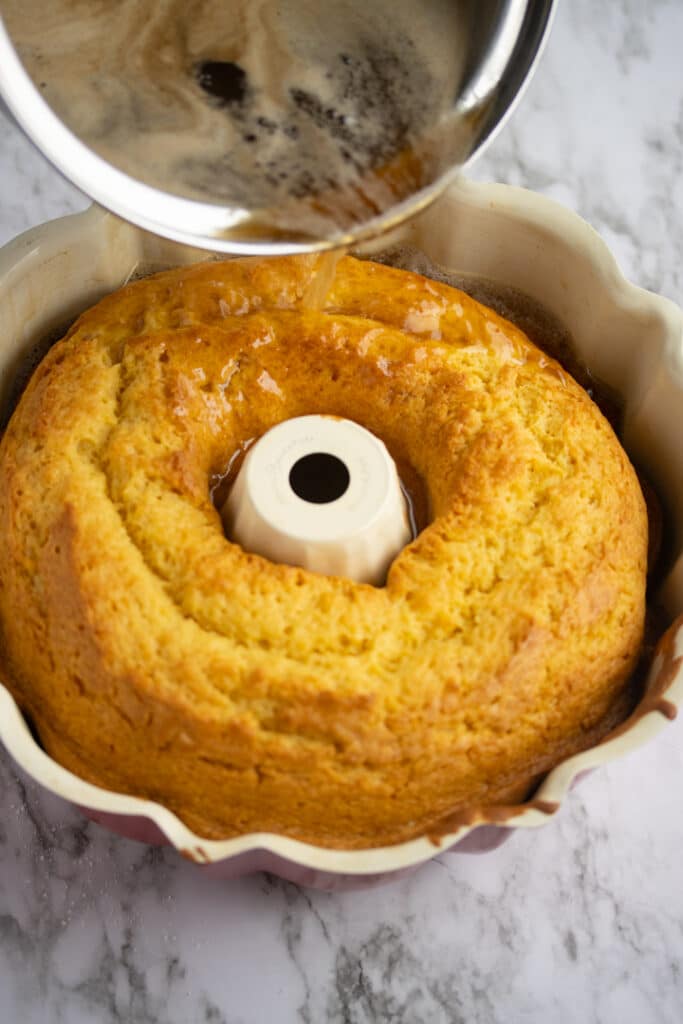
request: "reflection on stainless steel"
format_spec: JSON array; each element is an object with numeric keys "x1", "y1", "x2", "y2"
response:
[{"x1": 0, "y1": 1, "x2": 555, "y2": 252}]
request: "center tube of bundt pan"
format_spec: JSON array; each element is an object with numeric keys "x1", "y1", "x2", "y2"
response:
[{"x1": 221, "y1": 415, "x2": 412, "y2": 584}]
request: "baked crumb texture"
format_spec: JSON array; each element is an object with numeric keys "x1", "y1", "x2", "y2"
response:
[{"x1": 0, "y1": 256, "x2": 647, "y2": 848}]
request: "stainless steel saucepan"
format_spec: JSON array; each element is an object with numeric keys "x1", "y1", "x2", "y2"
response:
[{"x1": 0, "y1": 0, "x2": 556, "y2": 252}]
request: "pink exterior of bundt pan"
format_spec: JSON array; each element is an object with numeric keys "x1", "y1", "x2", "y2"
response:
[{"x1": 1, "y1": 180, "x2": 683, "y2": 890}]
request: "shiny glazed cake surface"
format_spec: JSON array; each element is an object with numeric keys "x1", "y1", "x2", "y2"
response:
[{"x1": 0, "y1": 254, "x2": 647, "y2": 848}]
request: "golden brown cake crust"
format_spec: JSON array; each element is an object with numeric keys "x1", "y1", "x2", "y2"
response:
[{"x1": 0, "y1": 255, "x2": 648, "y2": 848}]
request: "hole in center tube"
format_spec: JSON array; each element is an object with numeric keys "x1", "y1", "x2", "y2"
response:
[{"x1": 289, "y1": 452, "x2": 350, "y2": 504}]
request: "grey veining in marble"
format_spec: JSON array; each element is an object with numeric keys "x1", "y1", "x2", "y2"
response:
[{"x1": 2, "y1": 2, "x2": 683, "y2": 1021}]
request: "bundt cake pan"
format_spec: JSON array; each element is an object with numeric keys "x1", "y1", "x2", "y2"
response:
[{"x1": 1, "y1": 181, "x2": 682, "y2": 890}]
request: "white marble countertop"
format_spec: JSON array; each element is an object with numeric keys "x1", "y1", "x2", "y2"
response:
[{"x1": 1, "y1": 2, "x2": 683, "y2": 1021}]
